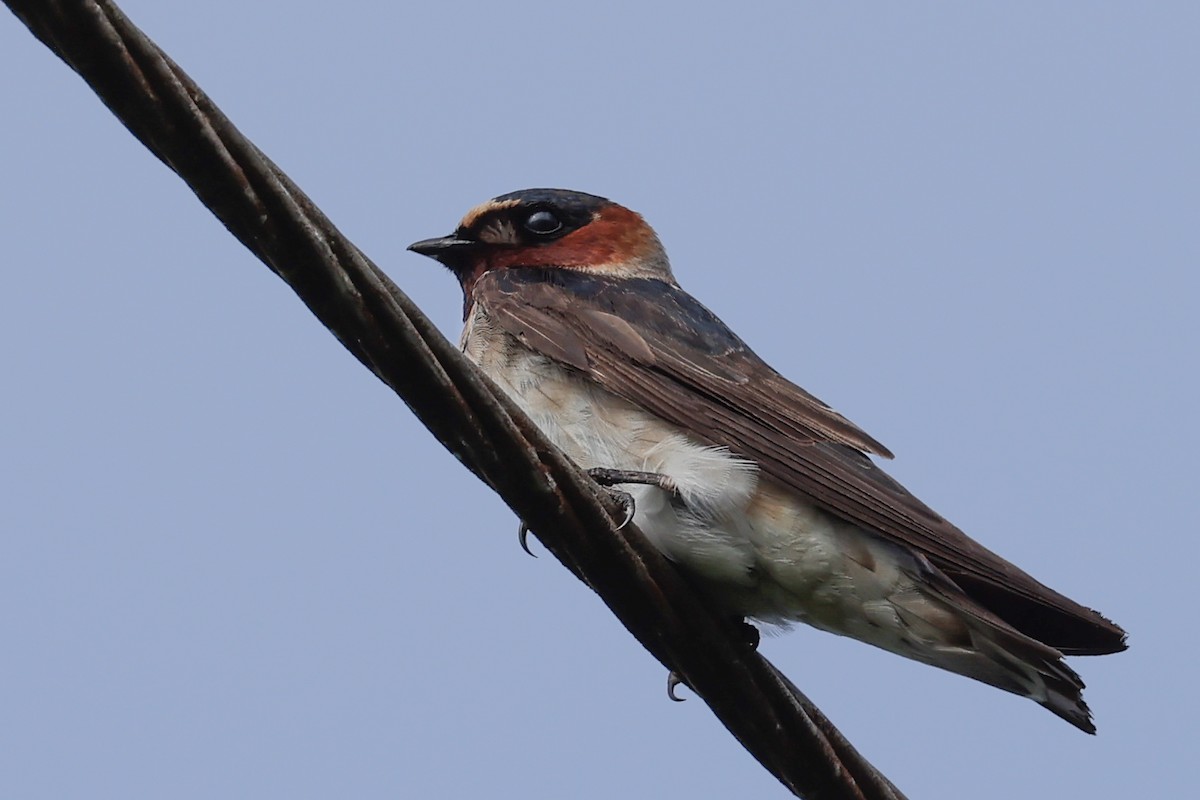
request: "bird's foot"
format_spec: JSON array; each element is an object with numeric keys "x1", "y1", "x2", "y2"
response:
[
  {"x1": 602, "y1": 486, "x2": 637, "y2": 529},
  {"x1": 516, "y1": 468, "x2": 674, "y2": 554},
  {"x1": 586, "y1": 467, "x2": 680, "y2": 528}
]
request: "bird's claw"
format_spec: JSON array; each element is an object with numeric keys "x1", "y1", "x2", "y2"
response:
[
  {"x1": 517, "y1": 521, "x2": 537, "y2": 557},
  {"x1": 667, "y1": 671, "x2": 688, "y2": 702},
  {"x1": 610, "y1": 488, "x2": 635, "y2": 529}
]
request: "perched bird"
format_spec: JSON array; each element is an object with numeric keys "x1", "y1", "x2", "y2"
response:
[{"x1": 408, "y1": 188, "x2": 1126, "y2": 732}]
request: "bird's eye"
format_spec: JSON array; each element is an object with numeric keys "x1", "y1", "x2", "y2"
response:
[{"x1": 523, "y1": 209, "x2": 563, "y2": 235}]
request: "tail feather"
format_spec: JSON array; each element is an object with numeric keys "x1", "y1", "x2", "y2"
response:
[
  {"x1": 969, "y1": 620, "x2": 1094, "y2": 733},
  {"x1": 893, "y1": 555, "x2": 1097, "y2": 733}
]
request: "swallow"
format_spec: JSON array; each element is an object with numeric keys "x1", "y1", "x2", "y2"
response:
[{"x1": 409, "y1": 188, "x2": 1126, "y2": 732}]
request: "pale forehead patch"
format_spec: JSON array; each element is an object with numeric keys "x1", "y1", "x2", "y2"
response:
[{"x1": 459, "y1": 197, "x2": 522, "y2": 231}]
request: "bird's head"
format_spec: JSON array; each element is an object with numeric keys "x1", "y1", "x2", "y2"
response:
[{"x1": 408, "y1": 189, "x2": 674, "y2": 315}]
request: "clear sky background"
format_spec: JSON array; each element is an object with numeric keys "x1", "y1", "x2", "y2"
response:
[{"x1": 2, "y1": 3, "x2": 1195, "y2": 798}]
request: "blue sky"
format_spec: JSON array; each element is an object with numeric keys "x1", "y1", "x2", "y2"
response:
[{"x1": 2, "y1": 2, "x2": 1195, "y2": 797}]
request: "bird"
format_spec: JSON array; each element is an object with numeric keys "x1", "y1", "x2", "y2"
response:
[{"x1": 408, "y1": 188, "x2": 1126, "y2": 733}]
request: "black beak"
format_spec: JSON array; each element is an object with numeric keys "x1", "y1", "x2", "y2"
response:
[{"x1": 407, "y1": 235, "x2": 478, "y2": 263}]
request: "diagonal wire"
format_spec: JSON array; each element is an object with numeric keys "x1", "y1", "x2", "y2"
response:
[{"x1": 3, "y1": 2, "x2": 909, "y2": 798}]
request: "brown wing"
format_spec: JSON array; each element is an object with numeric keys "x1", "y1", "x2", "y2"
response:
[{"x1": 476, "y1": 268, "x2": 1126, "y2": 655}]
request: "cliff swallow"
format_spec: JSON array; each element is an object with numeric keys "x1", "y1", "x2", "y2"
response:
[{"x1": 409, "y1": 188, "x2": 1126, "y2": 732}]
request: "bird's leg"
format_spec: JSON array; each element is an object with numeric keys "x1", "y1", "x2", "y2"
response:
[
  {"x1": 586, "y1": 467, "x2": 678, "y2": 494},
  {"x1": 585, "y1": 467, "x2": 680, "y2": 529}
]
